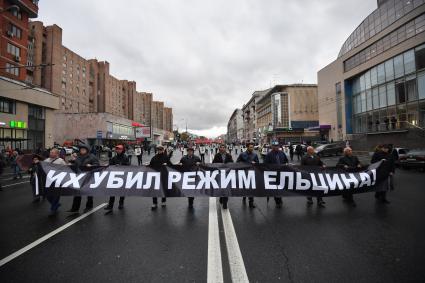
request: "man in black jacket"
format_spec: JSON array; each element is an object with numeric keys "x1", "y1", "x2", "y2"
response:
[
  {"x1": 371, "y1": 144, "x2": 395, "y2": 204},
  {"x1": 213, "y1": 144, "x2": 234, "y2": 209},
  {"x1": 104, "y1": 145, "x2": 130, "y2": 212},
  {"x1": 180, "y1": 147, "x2": 201, "y2": 209},
  {"x1": 302, "y1": 146, "x2": 326, "y2": 207},
  {"x1": 68, "y1": 144, "x2": 100, "y2": 213},
  {"x1": 150, "y1": 145, "x2": 172, "y2": 209},
  {"x1": 336, "y1": 147, "x2": 362, "y2": 206},
  {"x1": 264, "y1": 141, "x2": 289, "y2": 208}
]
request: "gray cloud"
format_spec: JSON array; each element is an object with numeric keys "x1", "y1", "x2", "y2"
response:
[{"x1": 39, "y1": 0, "x2": 376, "y2": 136}]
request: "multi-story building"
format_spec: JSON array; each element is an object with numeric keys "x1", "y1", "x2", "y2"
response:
[
  {"x1": 318, "y1": 0, "x2": 425, "y2": 148},
  {"x1": 241, "y1": 90, "x2": 268, "y2": 143},
  {"x1": 227, "y1": 108, "x2": 243, "y2": 143},
  {"x1": 27, "y1": 22, "x2": 92, "y2": 113},
  {"x1": 163, "y1": 107, "x2": 173, "y2": 132},
  {"x1": 256, "y1": 84, "x2": 320, "y2": 144},
  {"x1": 0, "y1": 1, "x2": 61, "y2": 151},
  {"x1": 0, "y1": 0, "x2": 38, "y2": 82},
  {"x1": 133, "y1": 91, "x2": 152, "y2": 126}
]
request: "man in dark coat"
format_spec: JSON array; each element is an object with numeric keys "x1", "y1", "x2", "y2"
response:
[
  {"x1": 67, "y1": 144, "x2": 100, "y2": 213},
  {"x1": 336, "y1": 147, "x2": 362, "y2": 206},
  {"x1": 302, "y1": 146, "x2": 326, "y2": 207},
  {"x1": 180, "y1": 147, "x2": 201, "y2": 209},
  {"x1": 213, "y1": 144, "x2": 234, "y2": 209},
  {"x1": 104, "y1": 145, "x2": 130, "y2": 212},
  {"x1": 264, "y1": 141, "x2": 289, "y2": 208},
  {"x1": 371, "y1": 144, "x2": 395, "y2": 204},
  {"x1": 237, "y1": 143, "x2": 259, "y2": 208},
  {"x1": 149, "y1": 145, "x2": 172, "y2": 209}
]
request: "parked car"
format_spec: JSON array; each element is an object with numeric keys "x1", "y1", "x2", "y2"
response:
[
  {"x1": 399, "y1": 149, "x2": 425, "y2": 171},
  {"x1": 315, "y1": 143, "x2": 344, "y2": 157},
  {"x1": 392, "y1": 147, "x2": 409, "y2": 166}
]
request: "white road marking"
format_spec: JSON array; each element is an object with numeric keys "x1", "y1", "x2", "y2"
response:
[
  {"x1": 1, "y1": 181, "x2": 30, "y2": 188},
  {"x1": 207, "y1": 197, "x2": 223, "y2": 283},
  {"x1": 221, "y1": 207, "x2": 249, "y2": 283},
  {"x1": 0, "y1": 203, "x2": 107, "y2": 267}
]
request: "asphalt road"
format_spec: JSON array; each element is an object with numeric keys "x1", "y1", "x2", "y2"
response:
[{"x1": 0, "y1": 150, "x2": 424, "y2": 282}]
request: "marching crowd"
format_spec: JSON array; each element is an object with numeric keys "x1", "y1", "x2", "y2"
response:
[{"x1": 0, "y1": 141, "x2": 396, "y2": 217}]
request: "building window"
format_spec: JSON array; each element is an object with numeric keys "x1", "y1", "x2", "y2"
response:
[
  {"x1": 377, "y1": 63, "x2": 386, "y2": 84},
  {"x1": 387, "y1": 81, "x2": 396, "y2": 106},
  {"x1": 8, "y1": 24, "x2": 22, "y2": 39},
  {"x1": 5, "y1": 63, "x2": 19, "y2": 76},
  {"x1": 406, "y1": 75, "x2": 418, "y2": 101},
  {"x1": 11, "y1": 9, "x2": 22, "y2": 20},
  {"x1": 0, "y1": 98, "x2": 16, "y2": 114},
  {"x1": 385, "y1": 58, "x2": 394, "y2": 81},
  {"x1": 396, "y1": 80, "x2": 406, "y2": 104},
  {"x1": 372, "y1": 88, "x2": 379, "y2": 110},
  {"x1": 7, "y1": 43, "x2": 20, "y2": 57},
  {"x1": 394, "y1": 54, "x2": 404, "y2": 79},
  {"x1": 415, "y1": 44, "x2": 425, "y2": 70},
  {"x1": 379, "y1": 85, "x2": 387, "y2": 108},
  {"x1": 404, "y1": 50, "x2": 416, "y2": 75},
  {"x1": 418, "y1": 72, "x2": 425, "y2": 100}
]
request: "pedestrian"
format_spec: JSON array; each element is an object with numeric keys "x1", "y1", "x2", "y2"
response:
[
  {"x1": 295, "y1": 144, "x2": 302, "y2": 161},
  {"x1": 375, "y1": 119, "x2": 380, "y2": 131},
  {"x1": 371, "y1": 144, "x2": 395, "y2": 204},
  {"x1": 127, "y1": 146, "x2": 134, "y2": 165},
  {"x1": 237, "y1": 142, "x2": 259, "y2": 208},
  {"x1": 149, "y1": 145, "x2": 172, "y2": 209},
  {"x1": 384, "y1": 117, "x2": 390, "y2": 131},
  {"x1": 104, "y1": 145, "x2": 130, "y2": 212},
  {"x1": 289, "y1": 144, "x2": 294, "y2": 161},
  {"x1": 28, "y1": 154, "x2": 44, "y2": 203},
  {"x1": 10, "y1": 151, "x2": 22, "y2": 179},
  {"x1": 391, "y1": 116, "x2": 397, "y2": 129},
  {"x1": 336, "y1": 147, "x2": 362, "y2": 207},
  {"x1": 180, "y1": 147, "x2": 201, "y2": 209},
  {"x1": 302, "y1": 146, "x2": 326, "y2": 207},
  {"x1": 264, "y1": 141, "x2": 289, "y2": 208},
  {"x1": 199, "y1": 144, "x2": 206, "y2": 163},
  {"x1": 213, "y1": 144, "x2": 234, "y2": 209},
  {"x1": 44, "y1": 148, "x2": 67, "y2": 216},
  {"x1": 67, "y1": 144, "x2": 100, "y2": 213},
  {"x1": 135, "y1": 145, "x2": 143, "y2": 166}
]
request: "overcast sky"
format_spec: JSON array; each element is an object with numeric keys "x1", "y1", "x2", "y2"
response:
[{"x1": 38, "y1": 0, "x2": 376, "y2": 137}]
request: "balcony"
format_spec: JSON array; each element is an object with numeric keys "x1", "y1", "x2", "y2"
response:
[{"x1": 8, "y1": 0, "x2": 38, "y2": 18}]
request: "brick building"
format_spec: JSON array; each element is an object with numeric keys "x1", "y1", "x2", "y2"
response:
[
  {"x1": 163, "y1": 107, "x2": 173, "y2": 132},
  {"x1": 0, "y1": 0, "x2": 38, "y2": 81}
]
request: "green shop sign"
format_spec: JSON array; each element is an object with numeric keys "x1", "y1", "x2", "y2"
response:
[{"x1": 10, "y1": 120, "x2": 27, "y2": 129}]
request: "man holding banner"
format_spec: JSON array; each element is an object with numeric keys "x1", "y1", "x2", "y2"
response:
[
  {"x1": 179, "y1": 147, "x2": 201, "y2": 209},
  {"x1": 213, "y1": 144, "x2": 234, "y2": 209},
  {"x1": 302, "y1": 146, "x2": 326, "y2": 207},
  {"x1": 237, "y1": 143, "x2": 259, "y2": 208},
  {"x1": 150, "y1": 145, "x2": 172, "y2": 210}
]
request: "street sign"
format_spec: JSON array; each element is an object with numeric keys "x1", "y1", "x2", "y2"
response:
[{"x1": 96, "y1": 130, "x2": 103, "y2": 139}]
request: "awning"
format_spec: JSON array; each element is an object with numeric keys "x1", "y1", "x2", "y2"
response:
[{"x1": 307, "y1": 125, "x2": 332, "y2": 131}]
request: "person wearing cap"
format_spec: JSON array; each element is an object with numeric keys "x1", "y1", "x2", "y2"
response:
[
  {"x1": 67, "y1": 144, "x2": 100, "y2": 213},
  {"x1": 236, "y1": 142, "x2": 259, "y2": 208},
  {"x1": 264, "y1": 141, "x2": 289, "y2": 208},
  {"x1": 179, "y1": 147, "x2": 202, "y2": 209},
  {"x1": 104, "y1": 145, "x2": 130, "y2": 212},
  {"x1": 336, "y1": 147, "x2": 362, "y2": 207},
  {"x1": 149, "y1": 145, "x2": 172, "y2": 209},
  {"x1": 213, "y1": 144, "x2": 234, "y2": 209},
  {"x1": 302, "y1": 146, "x2": 326, "y2": 207}
]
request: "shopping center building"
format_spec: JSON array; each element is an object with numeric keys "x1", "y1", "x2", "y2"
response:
[{"x1": 318, "y1": 0, "x2": 425, "y2": 148}]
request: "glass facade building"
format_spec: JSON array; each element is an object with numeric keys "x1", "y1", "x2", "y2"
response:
[{"x1": 349, "y1": 44, "x2": 425, "y2": 133}]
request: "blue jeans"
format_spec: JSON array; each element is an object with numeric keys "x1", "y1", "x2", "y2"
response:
[{"x1": 13, "y1": 165, "x2": 22, "y2": 178}]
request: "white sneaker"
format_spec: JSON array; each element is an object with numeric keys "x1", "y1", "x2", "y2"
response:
[
  {"x1": 151, "y1": 204, "x2": 158, "y2": 210},
  {"x1": 161, "y1": 202, "x2": 166, "y2": 207}
]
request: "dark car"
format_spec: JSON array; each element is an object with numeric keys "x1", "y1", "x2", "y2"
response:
[
  {"x1": 315, "y1": 143, "x2": 344, "y2": 157},
  {"x1": 399, "y1": 149, "x2": 425, "y2": 171}
]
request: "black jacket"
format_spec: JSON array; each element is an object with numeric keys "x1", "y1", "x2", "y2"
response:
[
  {"x1": 149, "y1": 153, "x2": 172, "y2": 168},
  {"x1": 336, "y1": 155, "x2": 360, "y2": 169},
  {"x1": 109, "y1": 153, "x2": 130, "y2": 166},
  {"x1": 212, "y1": 152, "x2": 233, "y2": 164},
  {"x1": 301, "y1": 154, "x2": 324, "y2": 167},
  {"x1": 71, "y1": 153, "x2": 100, "y2": 173},
  {"x1": 180, "y1": 155, "x2": 201, "y2": 168},
  {"x1": 371, "y1": 151, "x2": 395, "y2": 173}
]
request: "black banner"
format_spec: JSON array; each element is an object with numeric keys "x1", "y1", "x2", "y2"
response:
[{"x1": 37, "y1": 161, "x2": 391, "y2": 197}]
